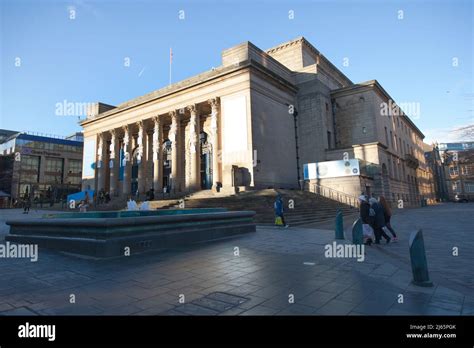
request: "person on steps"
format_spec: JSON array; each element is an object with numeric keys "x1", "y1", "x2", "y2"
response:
[{"x1": 274, "y1": 194, "x2": 289, "y2": 228}]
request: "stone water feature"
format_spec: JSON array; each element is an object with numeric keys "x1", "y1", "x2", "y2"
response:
[{"x1": 6, "y1": 208, "x2": 256, "y2": 258}]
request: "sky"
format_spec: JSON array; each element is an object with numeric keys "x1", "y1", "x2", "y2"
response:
[{"x1": 1, "y1": 0, "x2": 472, "y2": 143}]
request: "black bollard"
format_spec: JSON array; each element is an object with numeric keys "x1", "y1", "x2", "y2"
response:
[
  {"x1": 352, "y1": 218, "x2": 363, "y2": 245},
  {"x1": 335, "y1": 209, "x2": 344, "y2": 239},
  {"x1": 409, "y1": 229, "x2": 433, "y2": 287}
]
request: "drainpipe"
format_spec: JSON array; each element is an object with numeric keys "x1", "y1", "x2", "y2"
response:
[{"x1": 284, "y1": 103, "x2": 301, "y2": 189}]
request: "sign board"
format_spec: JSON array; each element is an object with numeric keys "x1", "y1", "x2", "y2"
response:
[{"x1": 304, "y1": 159, "x2": 360, "y2": 180}]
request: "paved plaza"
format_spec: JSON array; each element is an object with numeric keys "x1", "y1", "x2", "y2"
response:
[{"x1": 0, "y1": 203, "x2": 473, "y2": 316}]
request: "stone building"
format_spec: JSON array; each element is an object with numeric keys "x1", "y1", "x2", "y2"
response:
[
  {"x1": 0, "y1": 130, "x2": 83, "y2": 201},
  {"x1": 437, "y1": 142, "x2": 474, "y2": 201},
  {"x1": 80, "y1": 37, "x2": 431, "y2": 206}
]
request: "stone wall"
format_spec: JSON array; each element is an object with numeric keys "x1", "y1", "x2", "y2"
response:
[{"x1": 250, "y1": 73, "x2": 298, "y2": 188}]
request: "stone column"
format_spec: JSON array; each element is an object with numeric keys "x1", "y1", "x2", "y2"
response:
[
  {"x1": 152, "y1": 116, "x2": 163, "y2": 191},
  {"x1": 209, "y1": 97, "x2": 221, "y2": 190},
  {"x1": 137, "y1": 121, "x2": 146, "y2": 197},
  {"x1": 96, "y1": 133, "x2": 106, "y2": 192},
  {"x1": 188, "y1": 104, "x2": 200, "y2": 190},
  {"x1": 169, "y1": 110, "x2": 179, "y2": 192},
  {"x1": 109, "y1": 129, "x2": 120, "y2": 196},
  {"x1": 122, "y1": 125, "x2": 131, "y2": 196}
]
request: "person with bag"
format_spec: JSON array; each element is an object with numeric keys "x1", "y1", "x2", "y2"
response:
[
  {"x1": 358, "y1": 195, "x2": 373, "y2": 245},
  {"x1": 274, "y1": 194, "x2": 288, "y2": 228},
  {"x1": 369, "y1": 197, "x2": 391, "y2": 244},
  {"x1": 379, "y1": 196, "x2": 397, "y2": 241}
]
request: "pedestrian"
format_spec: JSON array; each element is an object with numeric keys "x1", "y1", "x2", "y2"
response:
[
  {"x1": 369, "y1": 197, "x2": 391, "y2": 244},
  {"x1": 358, "y1": 195, "x2": 373, "y2": 245},
  {"x1": 379, "y1": 196, "x2": 397, "y2": 241},
  {"x1": 274, "y1": 194, "x2": 289, "y2": 228},
  {"x1": 23, "y1": 193, "x2": 31, "y2": 214},
  {"x1": 148, "y1": 188, "x2": 155, "y2": 201},
  {"x1": 79, "y1": 200, "x2": 87, "y2": 212},
  {"x1": 84, "y1": 191, "x2": 90, "y2": 206}
]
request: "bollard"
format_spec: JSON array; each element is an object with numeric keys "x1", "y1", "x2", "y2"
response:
[
  {"x1": 335, "y1": 209, "x2": 344, "y2": 239},
  {"x1": 352, "y1": 218, "x2": 363, "y2": 245},
  {"x1": 409, "y1": 229, "x2": 433, "y2": 287}
]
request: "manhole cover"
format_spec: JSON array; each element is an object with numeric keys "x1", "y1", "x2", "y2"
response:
[{"x1": 166, "y1": 292, "x2": 249, "y2": 315}]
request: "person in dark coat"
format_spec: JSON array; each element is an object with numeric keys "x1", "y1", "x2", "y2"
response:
[
  {"x1": 369, "y1": 197, "x2": 391, "y2": 244},
  {"x1": 379, "y1": 196, "x2": 397, "y2": 241},
  {"x1": 359, "y1": 195, "x2": 373, "y2": 245},
  {"x1": 23, "y1": 193, "x2": 31, "y2": 214}
]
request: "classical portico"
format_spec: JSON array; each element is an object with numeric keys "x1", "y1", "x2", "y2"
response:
[
  {"x1": 90, "y1": 98, "x2": 222, "y2": 198},
  {"x1": 81, "y1": 36, "x2": 429, "y2": 205}
]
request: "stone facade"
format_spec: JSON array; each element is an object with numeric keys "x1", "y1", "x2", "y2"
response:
[{"x1": 80, "y1": 37, "x2": 431, "y2": 205}]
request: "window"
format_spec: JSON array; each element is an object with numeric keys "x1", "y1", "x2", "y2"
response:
[
  {"x1": 449, "y1": 166, "x2": 459, "y2": 176},
  {"x1": 20, "y1": 155, "x2": 40, "y2": 171},
  {"x1": 45, "y1": 157, "x2": 63, "y2": 172},
  {"x1": 21, "y1": 173, "x2": 39, "y2": 183},
  {"x1": 67, "y1": 176, "x2": 82, "y2": 185},
  {"x1": 465, "y1": 183, "x2": 474, "y2": 193},
  {"x1": 461, "y1": 166, "x2": 468, "y2": 175},
  {"x1": 44, "y1": 174, "x2": 62, "y2": 184},
  {"x1": 68, "y1": 159, "x2": 82, "y2": 174},
  {"x1": 384, "y1": 127, "x2": 389, "y2": 146},
  {"x1": 452, "y1": 181, "x2": 461, "y2": 193},
  {"x1": 327, "y1": 131, "x2": 332, "y2": 149},
  {"x1": 390, "y1": 131, "x2": 393, "y2": 149}
]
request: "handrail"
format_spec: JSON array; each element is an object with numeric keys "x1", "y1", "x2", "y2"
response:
[{"x1": 307, "y1": 182, "x2": 360, "y2": 208}]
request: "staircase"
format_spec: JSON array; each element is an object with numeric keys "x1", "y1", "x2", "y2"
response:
[{"x1": 149, "y1": 189, "x2": 358, "y2": 227}]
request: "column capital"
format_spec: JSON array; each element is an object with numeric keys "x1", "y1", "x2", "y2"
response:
[
  {"x1": 187, "y1": 104, "x2": 197, "y2": 114},
  {"x1": 169, "y1": 110, "x2": 177, "y2": 119},
  {"x1": 110, "y1": 128, "x2": 117, "y2": 137},
  {"x1": 136, "y1": 120, "x2": 145, "y2": 129},
  {"x1": 152, "y1": 115, "x2": 161, "y2": 126},
  {"x1": 122, "y1": 125, "x2": 130, "y2": 145},
  {"x1": 208, "y1": 97, "x2": 220, "y2": 109}
]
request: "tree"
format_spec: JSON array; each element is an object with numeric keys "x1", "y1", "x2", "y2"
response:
[{"x1": 451, "y1": 124, "x2": 474, "y2": 141}]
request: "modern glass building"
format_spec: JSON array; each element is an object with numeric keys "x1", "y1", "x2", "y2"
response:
[{"x1": 0, "y1": 130, "x2": 83, "y2": 202}]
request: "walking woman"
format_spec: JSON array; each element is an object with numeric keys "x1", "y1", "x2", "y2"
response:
[
  {"x1": 369, "y1": 197, "x2": 391, "y2": 244},
  {"x1": 379, "y1": 196, "x2": 397, "y2": 241}
]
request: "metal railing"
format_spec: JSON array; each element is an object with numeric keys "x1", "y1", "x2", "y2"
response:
[{"x1": 307, "y1": 182, "x2": 360, "y2": 208}]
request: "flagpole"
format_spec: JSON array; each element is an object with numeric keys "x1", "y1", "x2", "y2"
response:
[{"x1": 169, "y1": 47, "x2": 172, "y2": 86}]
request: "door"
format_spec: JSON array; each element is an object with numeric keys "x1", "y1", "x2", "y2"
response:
[{"x1": 201, "y1": 152, "x2": 212, "y2": 189}]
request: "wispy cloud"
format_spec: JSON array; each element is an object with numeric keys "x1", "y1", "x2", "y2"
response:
[{"x1": 424, "y1": 123, "x2": 474, "y2": 144}]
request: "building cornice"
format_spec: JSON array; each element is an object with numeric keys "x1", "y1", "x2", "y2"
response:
[{"x1": 80, "y1": 59, "x2": 297, "y2": 127}]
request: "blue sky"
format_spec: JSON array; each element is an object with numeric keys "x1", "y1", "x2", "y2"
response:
[{"x1": 1, "y1": 0, "x2": 472, "y2": 143}]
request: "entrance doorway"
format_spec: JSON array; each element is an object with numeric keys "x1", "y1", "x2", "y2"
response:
[
  {"x1": 131, "y1": 147, "x2": 139, "y2": 196},
  {"x1": 200, "y1": 132, "x2": 212, "y2": 190}
]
